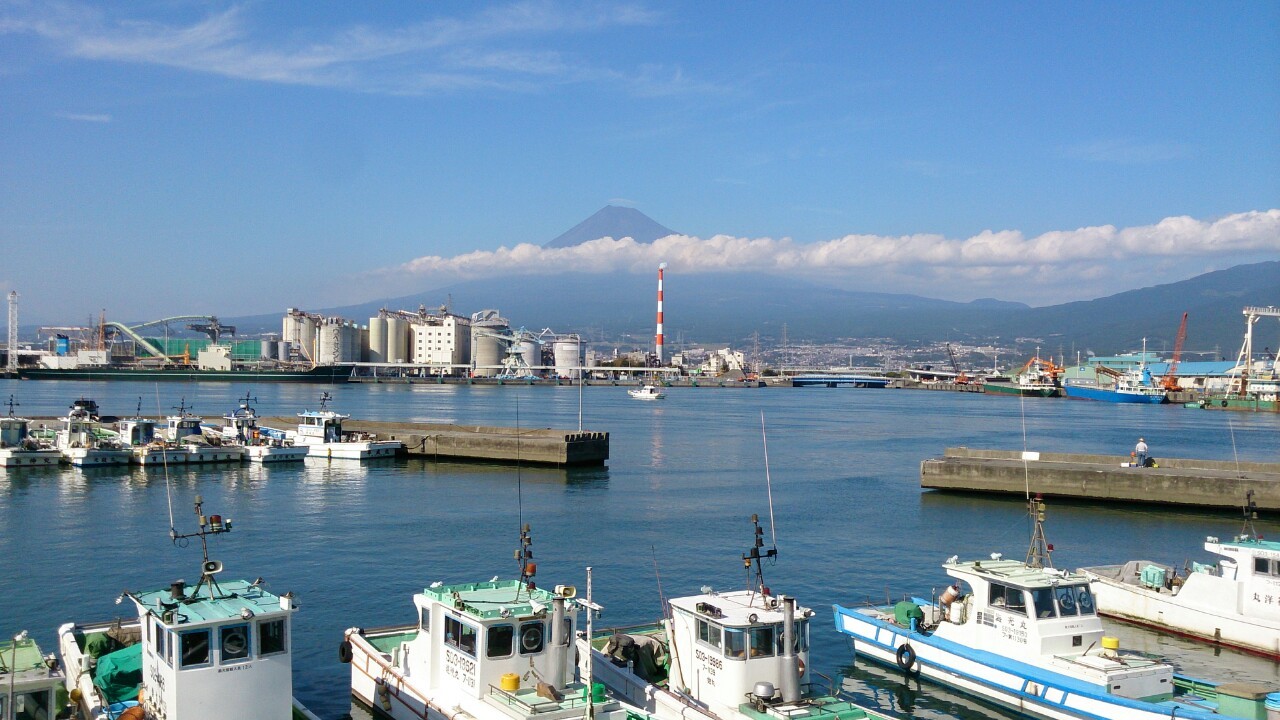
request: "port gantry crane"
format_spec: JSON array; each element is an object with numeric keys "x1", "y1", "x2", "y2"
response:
[
  {"x1": 1161, "y1": 312, "x2": 1189, "y2": 391},
  {"x1": 1229, "y1": 306, "x2": 1280, "y2": 396}
]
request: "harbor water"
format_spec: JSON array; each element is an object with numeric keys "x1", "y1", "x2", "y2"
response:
[{"x1": 2, "y1": 380, "x2": 1279, "y2": 720}]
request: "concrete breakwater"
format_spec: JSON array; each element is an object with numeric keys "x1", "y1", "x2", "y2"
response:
[
  {"x1": 922, "y1": 446, "x2": 1280, "y2": 510},
  {"x1": 260, "y1": 417, "x2": 608, "y2": 467}
]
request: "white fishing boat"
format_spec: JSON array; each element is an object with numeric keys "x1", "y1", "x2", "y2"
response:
[
  {"x1": 0, "y1": 395, "x2": 62, "y2": 467},
  {"x1": 342, "y1": 525, "x2": 651, "y2": 720},
  {"x1": 1080, "y1": 493, "x2": 1280, "y2": 660},
  {"x1": 833, "y1": 497, "x2": 1278, "y2": 720},
  {"x1": 58, "y1": 495, "x2": 319, "y2": 720},
  {"x1": 219, "y1": 393, "x2": 308, "y2": 463},
  {"x1": 1, "y1": 631, "x2": 67, "y2": 719},
  {"x1": 287, "y1": 393, "x2": 400, "y2": 460},
  {"x1": 628, "y1": 385, "x2": 665, "y2": 400},
  {"x1": 116, "y1": 399, "x2": 190, "y2": 466},
  {"x1": 583, "y1": 514, "x2": 893, "y2": 720},
  {"x1": 164, "y1": 400, "x2": 243, "y2": 463},
  {"x1": 54, "y1": 399, "x2": 131, "y2": 467}
]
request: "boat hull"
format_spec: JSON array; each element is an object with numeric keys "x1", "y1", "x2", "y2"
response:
[
  {"x1": 1063, "y1": 386, "x2": 1165, "y2": 404},
  {"x1": 833, "y1": 604, "x2": 1219, "y2": 720},
  {"x1": 243, "y1": 445, "x2": 310, "y2": 463},
  {"x1": 1083, "y1": 572, "x2": 1280, "y2": 661},
  {"x1": 303, "y1": 441, "x2": 400, "y2": 460},
  {"x1": 0, "y1": 449, "x2": 62, "y2": 467},
  {"x1": 983, "y1": 383, "x2": 1060, "y2": 398},
  {"x1": 61, "y1": 448, "x2": 131, "y2": 466}
]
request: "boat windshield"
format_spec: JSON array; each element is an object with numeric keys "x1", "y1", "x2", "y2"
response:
[
  {"x1": 1030, "y1": 586, "x2": 1056, "y2": 618},
  {"x1": 1054, "y1": 584, "x2": 1095, "y2": 616},
  {"x1": 988, "y1": 582, "x2": 1027, "y2": 615}
]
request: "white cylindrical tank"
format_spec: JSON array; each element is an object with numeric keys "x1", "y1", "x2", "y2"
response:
[
  {"x1": 386, "y1": 317, "x2": 408, "y2": 364},
  {"x1": 472, "y1": 329, "x2": 504, "y2": 377},
  {"x1": 317, "y1": 321, "x2": 347, "y2": 365},
  {"x1": 259, "y1": 340, "x2": 277, "y2": 360},
  {"x1": 552, "y1": 335, "x2": 582, "y2": 378},
  {"x1": 298, "y1": 315, "x2": 318, "y2": 362},
  {"x1": 278, "y1": 341, "x2": 291, "y2": 361},
  {"x1": 516, "y1": 338, "x2": 541, "y2": 374},
  {"x1": 368, "y1": 317, "x2": 386, "y2": 363},
  {"x1": 342, "y1": 323, "x2": 359, "y2": 362}
]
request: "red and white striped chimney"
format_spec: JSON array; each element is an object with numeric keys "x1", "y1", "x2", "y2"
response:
[{"x1": 655, "y1": 262, "x2": 667, "y2": 365}]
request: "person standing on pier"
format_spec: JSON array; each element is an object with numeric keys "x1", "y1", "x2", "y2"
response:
[{"x1": 1134, "y1": 437, "x2": 1149, "y2": 468}]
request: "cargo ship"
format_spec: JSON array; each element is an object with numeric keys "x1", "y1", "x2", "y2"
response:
[{"x1": 16, "y1": 364, "x2": 352, "y2": 383}]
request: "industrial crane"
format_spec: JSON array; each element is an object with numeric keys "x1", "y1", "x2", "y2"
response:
[
  {"x1": 945, "y1": 343, "x2": 969, "y2": 384},
  {"x1": 1161, "y1": 312, "x2": 1189, "y2": 391}
]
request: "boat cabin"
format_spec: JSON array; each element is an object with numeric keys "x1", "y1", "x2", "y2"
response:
[
  {"x1": 117, "y1": 418, "x2": 158, "y2": 447},
  {"x1": 939, "y1": 558, "x2": 1172, "y2": 700},
  {"x1": 1202, "y1": 533, "x2": 1280, "y2": 621},
  {"x1": 0, "y1": 635, "x2": 66, "y2": 720},
  {"x1": 395, "y1": 580, "x2": 578, "y2": 703},
  {"x1": 665, "y1": 589, "x2": 809, "y2": 713},
  {"x1": 0, "y1": 416, "x2": 32, "y2": 448},
  {"x1": 166, "y1": 414, "x2": 204, "y2": 442},
  {"x1": 125, "y1": 575, "x2": 298, "y2": 720},
  {"x1": 222, "y1": 402, "x2": 262, "y2": 443},
  {"x1": 295, "y1": 410, "x2": 347, "y2": 444}
]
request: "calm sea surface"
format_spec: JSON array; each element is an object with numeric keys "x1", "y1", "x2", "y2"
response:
[{"x1": 2, "y1": 379, "x2": 1279, "y2": 720}]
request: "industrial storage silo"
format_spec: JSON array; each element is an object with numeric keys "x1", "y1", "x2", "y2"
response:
[
  {"x1": 470, "y1": 309, "x2": 509, "y2": 377},
  {"x1": 386, "y1": 316, "x2": 409, "y2": 364},
  {"x1": 368, "y1": 316, "x2": 387, "y2": 363},
  {"x1": 259, "y1": 340, "x2": 278, "y2": 360},
  {"x1": 317, "y1": 320, "x2": 341, "y2": 365},
  {"x1": 278, "y1": 341, "x2": 292, "y2": 362},
  {"x1": 342, "y1": 322, "x2": 360, "y2": 363},
  {"x1": 298, "y1": 314, "x2": 318, "y2": 362},
  {"x1": 552, "y1": 335, "x2": 582, "y2": 378},
  {"x1": 515, "y1": 338, "x2": 541, "y2": 375}
]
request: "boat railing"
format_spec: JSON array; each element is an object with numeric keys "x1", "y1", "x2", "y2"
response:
[{"x1": 487, "y1": 682, "x2": 599, "y2": 713}]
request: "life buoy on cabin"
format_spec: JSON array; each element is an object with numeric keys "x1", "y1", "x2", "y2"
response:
[
  {"x1": 895, "y1": 643, "x2": 918, "y2": 674},
  {"x1": 338, "y1": 639, "x2": 354, "y2": 663},
  {"x1": 796, "y1": 657, "x2": 805, "y2": 675}
]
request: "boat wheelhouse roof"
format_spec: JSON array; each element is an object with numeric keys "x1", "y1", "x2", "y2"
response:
[
  {"x1": 669, "y1": 589, "x2": 806, "y2": 626},
  {"x1": 948, "y1": 558, "x2": 1091, "y2": 589},
  {"x1": 423, "y1": 579, "x2": 564, "y2": 620},
  {"x1": 297, "y1": 409, "x2": 348, "y2": 420},
  {"x1": 132, "y1": 578, "x2": 289, "y2": 627},
  {"x1": 1215, "y1": 534, "x2": 1280, "y2": 554},
  {"x1": 0, "y1": 637, "x2": 51, "y2": 678}
]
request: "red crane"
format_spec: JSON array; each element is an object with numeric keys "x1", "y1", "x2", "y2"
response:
[{"x1": 1161, "y1": 312, "x2": 1189, "y2": 391}]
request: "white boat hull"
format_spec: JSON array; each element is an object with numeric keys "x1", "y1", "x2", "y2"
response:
[
  {"x1": 61, "y1": 448, "x2": 131, "y2": 466},
  {"x1": 0, "y1": 449, "x2": 62, "y2": 467},
  {"x1": 834, "y1": 606, "x2": 1218, "y2": 720},
  {"x1": 243, "y1": 445, "x2": 310, "y2": 463},
  {"x1": 182, "y1": 446, "x2": 245, "y2": 463},
  {"x1": 1085, "y1": 572, "x2": 1280, "y2": 659},
  {"x1": 129, "y1": 448, "x2": 190, "y2": 465},
  {"x1": 304, "y1": 441, "x2": 400, "y2": 460}
]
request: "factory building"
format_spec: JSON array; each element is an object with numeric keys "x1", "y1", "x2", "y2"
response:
[{"x1": 410, "y1": 314, "x2": 471, "y2": 373}]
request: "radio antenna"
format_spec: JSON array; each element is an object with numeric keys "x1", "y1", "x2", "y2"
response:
[{"x1": 760, "y1": 410, "x2": 778, "y2": 549}]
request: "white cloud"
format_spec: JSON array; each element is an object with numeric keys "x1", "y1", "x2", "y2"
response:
[
  {"x1": 55, "y1": 111, "x2": 111, "y2": 122},
  {"x1": 0, "y1": 1, "x2": 691, "y2": 96},
  {"x1": 375, "y1": 210, "x2": 1280, "y2": 302}
]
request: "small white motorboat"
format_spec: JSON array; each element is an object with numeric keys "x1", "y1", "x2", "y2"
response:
[{"x1": 628, "y1": 385, "x2": 665, "y2": 400}]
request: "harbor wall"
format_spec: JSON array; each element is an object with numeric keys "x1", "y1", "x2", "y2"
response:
[{"x1": 922, "y1": 447, "x2": 1280, "y2": 510}]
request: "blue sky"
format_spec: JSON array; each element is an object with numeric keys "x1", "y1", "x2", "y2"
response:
[{"x1": 2, "y1": 1, "x2": 1277, "y2": 323}]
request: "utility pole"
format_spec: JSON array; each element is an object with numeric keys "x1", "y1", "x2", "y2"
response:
[{"x1": 6, "y1": 291, "x2": 16, "y2": 377}]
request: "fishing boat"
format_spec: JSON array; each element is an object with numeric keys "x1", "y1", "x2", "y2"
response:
[
  {"x1": 57, "y1": 495, "x2": 319, "y2": 719},
  {"x1": 833, "y1": 497, "x2": 1278, "y2": 720},
  {"x1": 1063, "y1": 341, "x2": 1167, "y2": 404},
  {"x1": 114, "y1": 399, "x2": 190, "y2": 466},
  {"x1": 219, "y1": 393, "x2": 308, "y2": 463},
  {"x1": 342, "y1": 525, "x2": 650, "y2": 720},
  {"x1": 53, "y1": 399, "x2": 131, "y2": 467},
  {"x1": 0, "y1": 396, "x2": 62, "y2": 467},
  {"x1": 1079, "y1": 493, "x2": 1280, "y2": 660},
  {"x1": 1, "y1": 631, "x2": 68, "y2": 719},
  {"x1": 285, "y1": 393, "x2": 400, "y2": 460},
  {"x1": 628, "y1": 385, "x2": 665, "y2": 400},
  {"x1": 983, "y1": 355, "x2": 1062, "y2": 398},
  {"x1": 583, "y1": 514, "x2": 892, "y2": 720},
  {"x1": 164, "y1": 400, "x2": 243, "y2": 463}
]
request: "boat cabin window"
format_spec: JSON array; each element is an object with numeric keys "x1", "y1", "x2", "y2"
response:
[
  {"x1": 3, "y1": 689, "x2": 53, "y2": 720},
  {"x1": 221, "y1": 623, "x2": 251, "y2": 663},
  {"x1": 775, "y1": 619, "x2": 809, "y2": 653},
  {"x1": 1254, "y1": 558, "x2": 1280, "y2": 576},
  {"x1": 180, "y1": 629, "x2": 211, "y2": 668},
  {"x1": 152, "y1": 616, "x2": 168, "y2": 662},
  {"x1": 488, "y1": 625, "x2": 514, "y2": 658},
  {"x1": 519, "y1": 621, "x2": 545, "y2": 655},
  {"x1": 988, "y1": 583, "x2": 1027, "y2": 615},
  {"x1": 749, "y1": 626, "x2": 775, "y2": 658},
  {"x1": 697, "y1": 619, "x2": 722, "y2": 649},
  {"x1": 724, "y1": 628, "x2": 747, "y2": 660},
  {"x1": 419, "y1": 606, "x2": 430, "y2": 631},
  {"x1": 1055, "y1": 585, "x2": 1095, "y2": 616},
  {"x1": 445, "y1": 616, "x2": 479, "y2": 657},
  {"x1": 1030, "y1": 587, "x2": 1057, "y2": 618},
  {"x1": 259, "y1": 619, "x2": 287, "y2": 656}
]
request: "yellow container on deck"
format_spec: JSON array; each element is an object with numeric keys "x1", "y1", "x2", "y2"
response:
[
  {"x1": 500, "y1": 673, "x2": 520, "y2": 692},
  {"x1": 1101, "y1": 636, "x2": 1120, "y2": 651}
]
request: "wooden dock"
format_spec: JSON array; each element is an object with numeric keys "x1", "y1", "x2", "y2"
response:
[
  {"x1": 921, "y1": 447, "x2": 1280, "y2": 510},
  {"x1": 260, "y1": 418, "x2": 608, "y2": 467}
]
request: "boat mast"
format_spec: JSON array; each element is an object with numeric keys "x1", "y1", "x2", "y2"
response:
[
  {"x1": 1242, "y1": 490, "x2": 1260, "y2": 539},
  {"x1": 743, "y1": 513, "x2": 777, "y2": 596},
  {"x1": 1025, "y1": 495, "x2": 1054, "y2": 569}
]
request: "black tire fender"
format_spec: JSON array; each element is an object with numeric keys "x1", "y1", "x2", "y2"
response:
[
  {"x1": 339, "y1": 639, "x2": 354, "y2": 663},
  {"x1": 895, "y1": 643, "x2": 918, "y2": 674}
]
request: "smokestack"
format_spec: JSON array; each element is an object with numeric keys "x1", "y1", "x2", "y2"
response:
[{"x1": 656, "y1": 263, "x2": 666, "y2": 365}]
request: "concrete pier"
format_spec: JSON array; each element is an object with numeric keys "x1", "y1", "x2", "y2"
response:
[
  {"x1": 260, "y1": 418, "x2": 608, "y2": 467},
  {"x1": 922, "y1": 447, "x2": 1280, "y2": 510}
]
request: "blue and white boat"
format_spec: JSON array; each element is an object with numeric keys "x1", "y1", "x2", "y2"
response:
[
  {"x1": 833, "y1": 499, "x2": 1277, "y2": 720},
  {"x1": 286, "y1": 393, "x2": 401, "y2": 460},
  {"x1": 1063, "y1": 341, "x2": 1166, "y2": 404}
]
